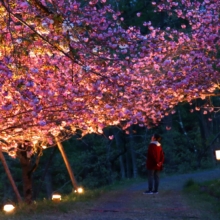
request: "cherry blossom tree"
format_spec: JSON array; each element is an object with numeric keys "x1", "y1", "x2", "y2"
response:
[{"x1": 0, "y1": 0, "x2": 219, "y2": 203}]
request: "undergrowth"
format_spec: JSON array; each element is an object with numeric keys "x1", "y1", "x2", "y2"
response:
[{"x1": 183, "y1": 178, "x2": 220, "y2": 219}]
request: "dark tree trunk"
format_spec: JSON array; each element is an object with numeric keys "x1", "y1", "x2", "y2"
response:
[
  {"x1": 114, "y1": 129, "x2": 126, "y2": 179},
  {"x1": 125, "y1": 151, "x2": 131, "y2": 178},
  {"x1": 122, "y1": 131, "x2": 131, "y2": 178},
  {"x1": 45, "y1": 171, "x2": 53, "y2": 199},
  {"x1": 198, "y1": 111, "x2": 215, "y2": 164},
  {"x1": 119, "y1": 155, "x2": 125, "y2": 179},
  {"x1": 35, "y1": 147, "x2": 56, "y2": 198},
  {"x1": 129, "y1": 126, "x2": 137, "y2": 178},
  {"x1": 17, "y1": 150, "x2": 33, "y2": 204},
  {"x1": 178, "y1": 108, "x2": 200, "y2": 168}
]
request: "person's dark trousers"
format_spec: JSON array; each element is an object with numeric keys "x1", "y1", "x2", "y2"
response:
[{"x1": 148, "y1": 170, "x2": 160, "y2": 192}]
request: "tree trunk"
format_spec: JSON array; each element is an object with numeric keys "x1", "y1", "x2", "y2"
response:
[
  {"x1": 178, "y1": 108, "x2": 196, "y2": 151},
  {"x1": 123, "y1": 131, "x2": 131, "y2": 178},
  {"x1": 17, "y1": 150, "x2": 33, "y2": 204},
  {"x1": 56, "y1": 138, "x2": 78, "y2": 190},
  {"x1": 0, "y1": 149, "x2": 22, "y2": 203},
  {"x1": 45, "y1": 171, "x2": 53, "y2": 199},
  {"x1": 119, "y1": 155, "x2": 125, "y2": 179},
  {"x1": 178, "y1": 108, "x2": 200, "y2": 168},
  {"x1": 36, "y1": 147, "x2": 56, "y2": 197},
  {"x1": 198, "y1": 111, "x2": 215, "y2": 164},
  {"x1": 105, "y1": 140, "x2": 113, "y2": 184},
  {"x1": 125, "y1": 151, "x2": 131, "y2": 178},
  {"x1": 114, "y1": 130, "x2": 126, "y2": 179},
  {"x1": 129, "y1": 126, "x2": 137, "y2": 178}
]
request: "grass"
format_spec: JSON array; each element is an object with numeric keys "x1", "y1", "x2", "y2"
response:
[
  {"x1": 0, "y1": 189, "x2": 104, "y2": 219},
  {"x1": 0, "y1": 177, "x2": 145, "y2": 220},
  {"x1": 183, "y1": 178, "x2": 220, "y2": 220}
]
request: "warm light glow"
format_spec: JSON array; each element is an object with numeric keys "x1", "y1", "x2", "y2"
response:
[
  {"x1": 74, "y1": 187, "x2": 84, "y2": 193},
  {"x1": 42, "y1": 145, "x2": 47, "y2": 149},
  {"x1": 52, "y1": 194, "x2": 61, "y2": 201},
  {"x1": 215, "y1": 150, "x2": 220, "y2": 160},
  {"x1": 77, "y1": 187, "x2": 84, "y2": 193},
  {"x1": 3, "y1": 204, "x2": 15, "y2": 212}
]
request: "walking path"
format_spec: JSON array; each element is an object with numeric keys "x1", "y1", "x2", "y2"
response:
[
  {"x1": 78, "y1": 168, "x2": 220, "y2": 220},
  {"x1": 13, "y1": 168, "x2": 220, "y2": 220}
]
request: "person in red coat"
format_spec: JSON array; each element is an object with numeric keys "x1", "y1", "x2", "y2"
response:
[{"x1": 143, "y1": 133, "x2": 164, "y2": 194}]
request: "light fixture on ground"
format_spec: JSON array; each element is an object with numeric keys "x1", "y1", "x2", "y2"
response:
[
  {"x1": 215, "y1": 150, "x2": 220, "y2": 160},
  {"x1": 3, "y1": 204, "x2": 15, "y2": 213},
  {"x1": 52, "y1": 194, "x2": 61, "y2": 201},
  {"x1": 75, "y1": 187, "x2": 84, "y2": 194},
  {"x1": 77, "y1": 187, "x2": 84, "y2": 193}
]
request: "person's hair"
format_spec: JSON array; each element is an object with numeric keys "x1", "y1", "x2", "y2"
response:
[{"x1": 153, "y1": 133, "x2": 162, "y2": 142}]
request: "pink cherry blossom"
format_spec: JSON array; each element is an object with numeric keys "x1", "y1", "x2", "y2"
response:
[
  {"x1": 109, "y1": 135, "x2": 114, "y2": 140},
  {"x1": 0, "y1": 0, "x2": 218, "y2": 157}
]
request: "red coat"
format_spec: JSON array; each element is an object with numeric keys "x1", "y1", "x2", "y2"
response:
[{"x1": 146, "y1": 141, "x2": 164, "y2": 170}]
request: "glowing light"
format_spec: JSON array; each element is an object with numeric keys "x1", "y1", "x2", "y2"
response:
[
  {"x1": 42, "y1": 145, "x2": 47, "y2": 149},
  {"x1": 77, "y1": 187, "x2": 84, "y2": 193},
  {"x1": 215, "y1": 150, "x2": 220, "y2": 160},
  {"x1": 74, "y1": 187, "x2": 84, "y2": 193},
  {"x1": 3, "y1": 204, "x2": 15, "y2": 212},
  {"x1": 52, "y1": 194, "x2": 61, "y2": 201}
]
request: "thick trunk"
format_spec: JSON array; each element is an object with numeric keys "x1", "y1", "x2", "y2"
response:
[
  {"x1": 0, "y1": 149, "x2": 22, "y2": 203},
  {"x1": 17, "y1": 150, "x2": 33, "y2": 204}
]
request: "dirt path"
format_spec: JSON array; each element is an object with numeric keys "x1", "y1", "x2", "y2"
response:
[
  {"x1": 10, "y1": 168, "x2": 220, "y2": 220},
  {"x1": 74, "y1": 168, "x2": 220, "y2": 220}
]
